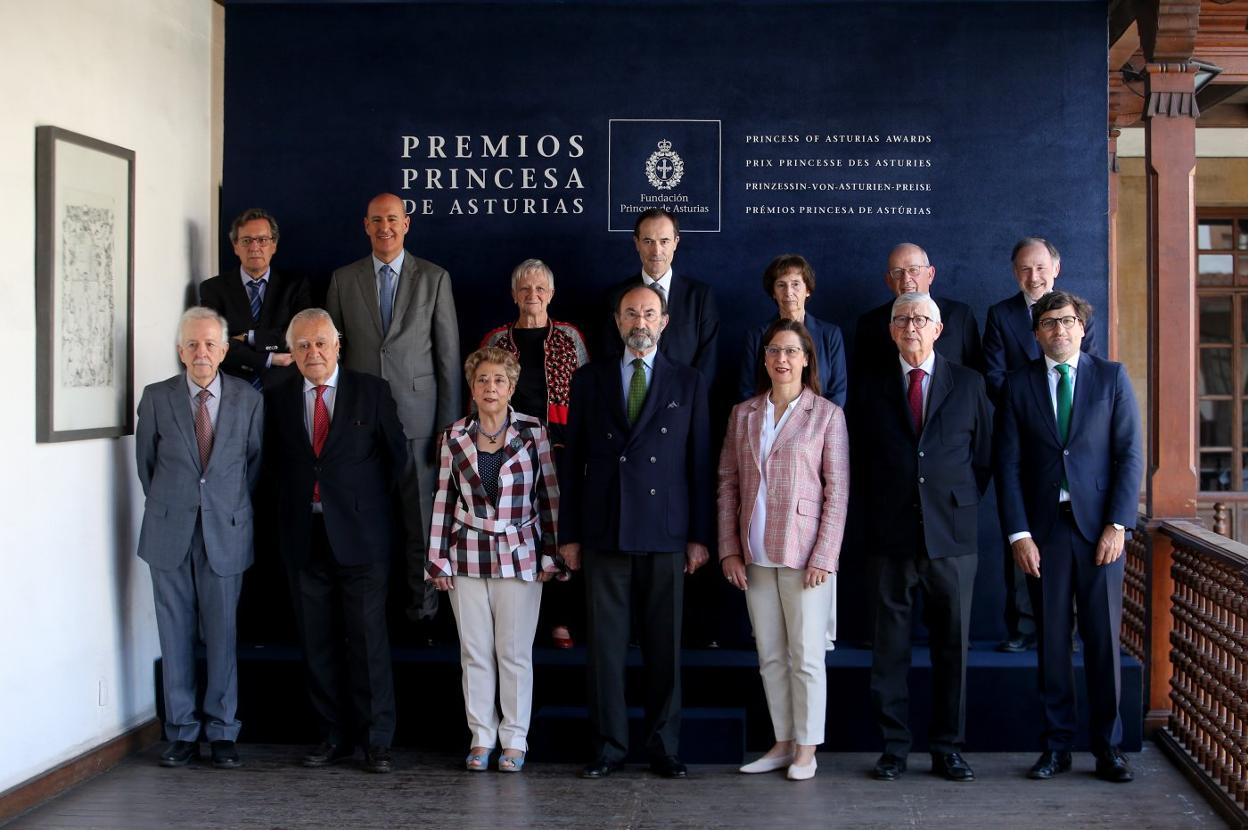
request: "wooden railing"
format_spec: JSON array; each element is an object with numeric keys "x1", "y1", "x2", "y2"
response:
[
  {"x1": 1122, "y1": 521, "x2": 1151, "y2": 663},
  {"x1": 1147, "y1": 519, "x2": 1248, "y2": 824}
]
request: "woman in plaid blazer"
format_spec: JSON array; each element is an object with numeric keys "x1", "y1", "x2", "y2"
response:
[
  {"x1": 428, "y1": 347, "x2": 561, "y2": 772},
  {"x1": 717, "y1": 318, "x2": 850, "y2": 781}
]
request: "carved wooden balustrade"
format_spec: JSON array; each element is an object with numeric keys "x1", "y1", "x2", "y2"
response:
[
  {"x1": 1152, "y1": 520, "x2": 1248, "y2": 820},
  {"x1": 1123, "y1": 521, "x2": 1152, "y2": 663}
]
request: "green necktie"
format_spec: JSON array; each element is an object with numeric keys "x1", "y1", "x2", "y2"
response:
[
  {"x1": 1055, "y1": 363, "x2": 1072, "y2": 443},
  {"x1": 627, "y1": 357, "x2": 647, "y2": 423}
]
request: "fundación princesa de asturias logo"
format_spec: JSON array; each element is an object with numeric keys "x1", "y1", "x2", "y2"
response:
[
  {"x1": 608, "y1": 118, "x2": 720, "y2": 231},
  {"x1": 645, "y1": 139, "x2": 684, "y2": 190}
]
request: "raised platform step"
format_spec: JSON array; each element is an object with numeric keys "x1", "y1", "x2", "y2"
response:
[
  {"x1": 159, "y1": 641, "x2": 1141, "y2": 760},
  {"x1": 530, "y1": 706, "x2": 746, "y2": 764}
]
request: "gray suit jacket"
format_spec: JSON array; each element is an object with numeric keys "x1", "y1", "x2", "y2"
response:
[
  {"x1": 326, "y1": 251, "x2": 461, "y2": 443},
  {"x1": 135, "y1": 372, "x2": 264, "y2": 576}
]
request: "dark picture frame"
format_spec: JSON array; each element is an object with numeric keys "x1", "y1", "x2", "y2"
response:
[{"x1": 35, "y1": 126, "x2": 135, "y2": 442}]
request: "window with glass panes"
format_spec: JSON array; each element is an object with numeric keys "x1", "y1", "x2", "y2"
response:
[{"x1": 1197, "y1": 212, "x2": 1248, "y2": 492}]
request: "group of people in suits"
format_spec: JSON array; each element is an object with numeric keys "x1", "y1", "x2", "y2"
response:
[{"x1": 135, "y1": 202, "x2": 1142, "y2": 788}]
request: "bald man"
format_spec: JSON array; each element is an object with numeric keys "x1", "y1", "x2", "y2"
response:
[
  {"x1": 852, "y1": 243, "x2": 983, "y2": 381},
  {"x1": 326, "y1": 193, "x2": 461, "y2": 633}
]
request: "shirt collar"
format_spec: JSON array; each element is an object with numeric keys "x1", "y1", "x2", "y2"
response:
[
  {"x1": 1044, "y1": 352, "x2": 1080, "y2": 374},
  {"x1": 621, "y1": 349, "x2": 657, "y2": 373},
  {"x1": 642, "y1": 268, "x2": 673, "y2": 294},
  {"x1": 302, "y1": 366, "x2": 341, "y2": 393},
  {"x1": 186, "y1": 370, "x2": 222, "y2": 398},
  {"x1": 899, "y1": 350, "x2": 936, "y2": 378},
  {"x1": 239, "y1": 267, "x2": 270, "y2": 285},
  {"x1": 373, "y1": 250, "x2": 405, "y2": 276}
]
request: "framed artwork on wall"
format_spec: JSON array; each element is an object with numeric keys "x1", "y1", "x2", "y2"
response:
[{"x1": 35, "y1": 126, "x2": 135, "y2": 442}]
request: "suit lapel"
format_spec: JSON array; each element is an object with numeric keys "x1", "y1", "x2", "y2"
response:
[
  {"x1": 882, "y1": 365, "x2": 916, "y2": 441},
  {"x1": 1009, "y1": 295, "x2": 1040, "y2": 360},
  {"x1": 205, "y1": 378, "x2": 237, "y2": 473},
  {"x1": 285, "y1": 377, "x2": 314, "y2": 457},
  {"x1": 447, "y1": 424, "x2": 489, "y2": 509},
  {"x1": 320, "y1": 371, "x2": 353, "y2": 455},
  {"x1": 355, "y1": 259, "x2": 386, "y2": 339},
  {"x1": 170, "y1": 375, "x2": 201, "y2": 470},
  {"x1": 745, "y1": 396, "x2": 763, "y2": 471},
  {"x1": 1027, "y1": 360, "x2": 1061, "y2": 443},
  {"x1": 387, "y1": 255, "x2": 418, "y2": 342},
  {"x1": 769, "y1": 388, "x2": 813, "y2": 457},
  {"x1": 223, "y1": 273, "x2": 256, "y2": 325},
  {"x1": 629, "y1": 353, "x2": 666, "y2": 436},
  {"x1": 1067, "y1": 354, "x2": 1095, "y2": 442},
  {"x1": 922, "y1": 356, "x2": 953, "y2": 435}
]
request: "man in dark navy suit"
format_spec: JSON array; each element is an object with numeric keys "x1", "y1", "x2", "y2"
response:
[
  {"x1": 852, "y1": 292, "x2": 992, "y2": 783},
  {"x1": 852, "y1": 243, "x2": 983, "y2": 380},
  {"x1": 199, "y1": 208, "x2": 310, "y2": 391},
  {"x1": 265, "y1": 308, "x2": 412, "y2": 775},
  {"x1": 561, "y1": 284, "x2": 713, "y2": 780},
  {"x1": 984, "y1": 237, "x2": 1100, "y2": 654},
  {"x1": 600, "y1": 208, "x2": 720, "y2": 382},
  {"x1": 995, "y1": 290, "x2": 1143, "y2": 783}
]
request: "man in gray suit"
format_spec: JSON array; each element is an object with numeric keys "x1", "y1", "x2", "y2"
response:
[
  {"x1": 326, "y1": 193, "x2": 460, "y2": 627},
  {"x1": 135, "y1": 307, "x2": 264, "y2": 768}
]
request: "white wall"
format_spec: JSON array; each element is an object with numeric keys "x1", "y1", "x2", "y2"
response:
[{"x1": 0, "y1": 0, "x2": 214, "y2": 793}]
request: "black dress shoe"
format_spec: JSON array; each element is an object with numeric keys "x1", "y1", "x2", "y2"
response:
[
  {"x1": 996, "y1": 634, "x2": 1036, "y2": 653},
  {"x1": 649, "y1": 755, "x2": 688, "y2": 778},
  {"x1": 158, "y1": 740, "x2": 197, "y2": 767},
  {"x1": 1028, "y1": 750, "x2": 1073, "y2": 779},
  {"x1": 872, "y1": 753, "x2": 907, "y2": 780},
  {"x1": 580, "y1": 759, "x2": 623, "y2": 779},
  {"x1": 302, "y1": 741, "x2": 353, "y2": 768},
  {"x1": 931, "y1": 752, "x2": 975, "y2": 781},
  {"x1": 210, "y1": 740, "x2": 241, "y2": 769},
  {"x1": 363, "y1": 745, "x2": 393, "y2": 774},
  {"x1": 1094, "y1": 748, "x2": 1134, "y2": 783}
]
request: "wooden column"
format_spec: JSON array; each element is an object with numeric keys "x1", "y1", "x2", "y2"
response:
[{"x1": 1143, "y1": 58, "x2": 1200, "y2": 730}]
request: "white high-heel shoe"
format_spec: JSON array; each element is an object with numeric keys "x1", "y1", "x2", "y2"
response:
[
  {"x1": 739, "y1": 752, "x2": 795, "y2": 774},
  {"x1": 787, "y1": 757, "x2": 818, "y2": 780}
]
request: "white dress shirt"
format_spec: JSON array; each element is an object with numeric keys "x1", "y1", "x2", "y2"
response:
[{"x1": 747, "y1": 393, "x2": 799, "y2": 568}]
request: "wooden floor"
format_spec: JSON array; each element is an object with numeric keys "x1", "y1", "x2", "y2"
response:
[{"x1": 3, "y1": 744, "x2": 1228, "y2": 830}]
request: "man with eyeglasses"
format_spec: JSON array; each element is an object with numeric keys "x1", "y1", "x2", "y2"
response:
[
  {"x1": 199, "y1": 208, "x2": 311, "y2": 391},
  {"x1": 983, "y1": 238, "x2": 1099, "y2": 655},
  {"x1": 995, "y1": 290, "x2": 1142, "y2": 783},
  {"x1": 850, "y1": 292, "x2": 992, "y2": 783},
  {"x1": 326, "y1": 193, "x2": 461, "y2": 643},
  {"x1": 559, "y1": 284, "x2": 712, "y2": 780},
  {"x1": 851, "y1": 243, "x2": 983, "y2": 380}
]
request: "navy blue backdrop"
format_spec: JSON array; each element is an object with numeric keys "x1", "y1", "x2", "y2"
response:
[{"x1": 222, "y1": 0, "x2": 1108, "y2": 643}]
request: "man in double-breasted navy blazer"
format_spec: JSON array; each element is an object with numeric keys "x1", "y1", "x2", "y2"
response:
[
  {"x1": 851, "y1": 292, "x2": 992, "y2": 783},
  {"x1": 135, "y1": 307, "x2": 263, "y2": 769},
  {"x1": 600, "y1": 208, "x2": 720, "y2": 383},
  {"x1": 264, "y1": 308, "x2": 412, "y2": 774},
  {"x1": 198, "y1": 208, "x2": 310, "y2": 391},
  {"x1": 983, "y1": 238, "x2": 1099, "y2": 654},
  {"x1": 852, "y1": 243, "x2": 984, "y2": 381},
  {"x1": 560, "y1": 284, "x2": 713, "y2": 780},
  {"x1": 995, "y1": 290, "x2": 1143, "y2": 783}
]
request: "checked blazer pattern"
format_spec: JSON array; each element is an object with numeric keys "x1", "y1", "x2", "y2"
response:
[{"x1": 427, "y1": 410, "x2": 560, "y2": 581}]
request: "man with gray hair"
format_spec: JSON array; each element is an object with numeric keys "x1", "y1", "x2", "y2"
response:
[
  {"x1": 849, "y1": 291, "x2": 992, "y2": 783},
  {"x1": 135, "y1": 307, "x2": 264, "y2": 769},
  {"x1": 264, "y1": 308, "x2": 411, "y2": 774}
]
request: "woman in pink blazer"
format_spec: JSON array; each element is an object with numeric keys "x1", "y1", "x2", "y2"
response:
[{"x1": 717, "y1": 318, "x2": 849, "y2": 781}]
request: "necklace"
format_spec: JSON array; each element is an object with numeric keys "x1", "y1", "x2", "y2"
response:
[{"x1": 478, "y1": 416, "x2": 509, "y2": 444}]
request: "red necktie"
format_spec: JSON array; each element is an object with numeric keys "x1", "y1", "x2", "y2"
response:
[
  {"x1": 312, "y1": 385, "x2": 329, "y2": 502},
  {"x1": 194, "y1": 388, "x2": 214, "y2": 469},
  {"x1": 907, "y1": 368, "x2": 926, "y2": 435}
]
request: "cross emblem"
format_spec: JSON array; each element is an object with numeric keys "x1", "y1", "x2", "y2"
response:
[{"x1": 656, "y1": 158, "x2": 673, "y2": 179}]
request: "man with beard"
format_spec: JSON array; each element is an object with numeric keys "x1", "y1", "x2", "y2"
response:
[{"x1": 559, "y1": 284, "x2": 712, "y2": 780}]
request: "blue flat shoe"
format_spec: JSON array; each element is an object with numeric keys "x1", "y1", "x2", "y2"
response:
[
  {"x1": 465, "y1": 748, "x2": 491, "y2": 772},
  {"x1": 499, "y1": 752, "x2": 526, "y2": 773}
]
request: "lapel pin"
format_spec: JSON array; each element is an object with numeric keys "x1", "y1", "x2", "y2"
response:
[{"x1": 667, "y1": 400, "x2": 680, "y2": 409}]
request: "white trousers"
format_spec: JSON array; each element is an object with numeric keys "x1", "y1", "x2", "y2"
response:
[
  {"x1": 448, "y1": 575, "x2": 543, "y2": 751},
  {"x1": 745, "y1": 565, "x2": 834, "y2": 745}
]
